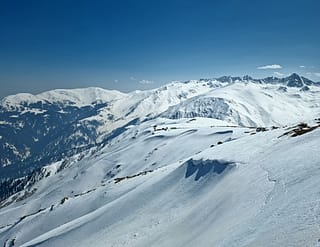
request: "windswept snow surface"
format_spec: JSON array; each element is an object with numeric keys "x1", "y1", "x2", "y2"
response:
[{"x1": 1, "y1": 117, "x2": 320, "y2": 246}]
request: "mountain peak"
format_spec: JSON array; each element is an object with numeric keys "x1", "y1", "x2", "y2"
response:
[
  {"x1": 289, "y1": 72, "x2": 300, "y2": 77},
  {"x1": 182, "y1": 73, "x2": 316, "y2": 88},
  {"x1": 286, "y1": 73, "x2": 302, "y2": 81},
  {"x1": 282, "y1": 73, "x2": 304, "y2": 87},
  {"x1": 242, "y1": 75, "x2": 254, "y2": 81}
]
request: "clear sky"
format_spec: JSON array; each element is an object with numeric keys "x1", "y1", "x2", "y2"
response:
[{"x1": 0, "y1": 0, "x2": 319, "y2": 98}]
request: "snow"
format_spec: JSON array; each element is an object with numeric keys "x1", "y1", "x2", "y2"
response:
[
  {"x1": 1, "y1": 78, "x2": 319, "y2": 135},
  {"x1": 0, "y1": 87, "x2": 125, "y2": 109},
  {"x1": 1, "y1": 75, "x2": 320, "y2": 246},
  {"x1": 1, "y1": 117, "x2": 320, "y2": 246},
  {"x1": 20, "y1": 109, "x2": 47, "y2": 115},
  {"x1": 38, "y1": 87, "x2": 125, "y2": 107},
  {"x1": 162, "y1": 82, "x2": 320, "y2": 127},
  {"x1": 1, "y1": 93, "x2": 43, "y2": 108},
  {"x1": 0, "y1": 121, "x2": 10, "y2": 125}
]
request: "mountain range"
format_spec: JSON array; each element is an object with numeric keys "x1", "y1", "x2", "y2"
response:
[{"x1": 0, "y1": 73, "x2": 320, "y2": 246}]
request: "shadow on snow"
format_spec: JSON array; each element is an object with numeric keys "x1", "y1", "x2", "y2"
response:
[{"x1": 185, "y1": 159, "x2": 235, "y2": 181}]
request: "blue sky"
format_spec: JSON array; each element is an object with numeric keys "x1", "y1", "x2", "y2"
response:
[{"x1": 0, "y1": 0, "x2": 319, "y2": 97}]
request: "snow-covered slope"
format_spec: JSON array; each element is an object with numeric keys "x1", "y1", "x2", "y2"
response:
[
  {"x1": 162, "y1": 82, "x2": 320, "y2": 126},
  {"x1": 0, "y1": 74, "x2": 320, "y2": 195},
  {"x1": 1, "y1": 117, "x2": 320, "y2": 246},
  {"x1": 0, "y1": 80, "x2": 216, "y2": 183},
  {"x1": 1, "y1": 87, "x2": 125, "y2": 109},
  {"x1": 0, "y1": 73, "x2": 320, "y2": 246},
  {"x1": 0, "y1": 74, "x2": 320, "y2": 247}
]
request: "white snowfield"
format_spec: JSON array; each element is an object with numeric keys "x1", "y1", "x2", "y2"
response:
[
  {"x1": 1, "y1": 77, "x2": 320, "y2": 246},
  {"x1": 1, "y1": 87, "x2": 126, "y2": 108},
  {"x1": 1, "y1": 117, "x2": 320, "y2": 247}
]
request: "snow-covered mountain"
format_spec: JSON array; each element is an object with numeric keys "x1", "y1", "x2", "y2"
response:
[
  {"x1": 1, "y1": 117, "x2": 320, "y2": 246},
  {"x1": 161, "y1": 81, "x2": 320, "y2": 126},
  {"x1": 0, "y1": 73, "x2": 320, "y2": 246},
  {"x1": 0, "y1": 83, "x2": 212, "y2": 181}
]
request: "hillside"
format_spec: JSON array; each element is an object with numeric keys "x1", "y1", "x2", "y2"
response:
[
  {"x1": 1, "y1": 117, "x2": 320, "y2": 246},
  {"x1": 0, "y1": 74, "x2": 320, "y2": 246}
]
